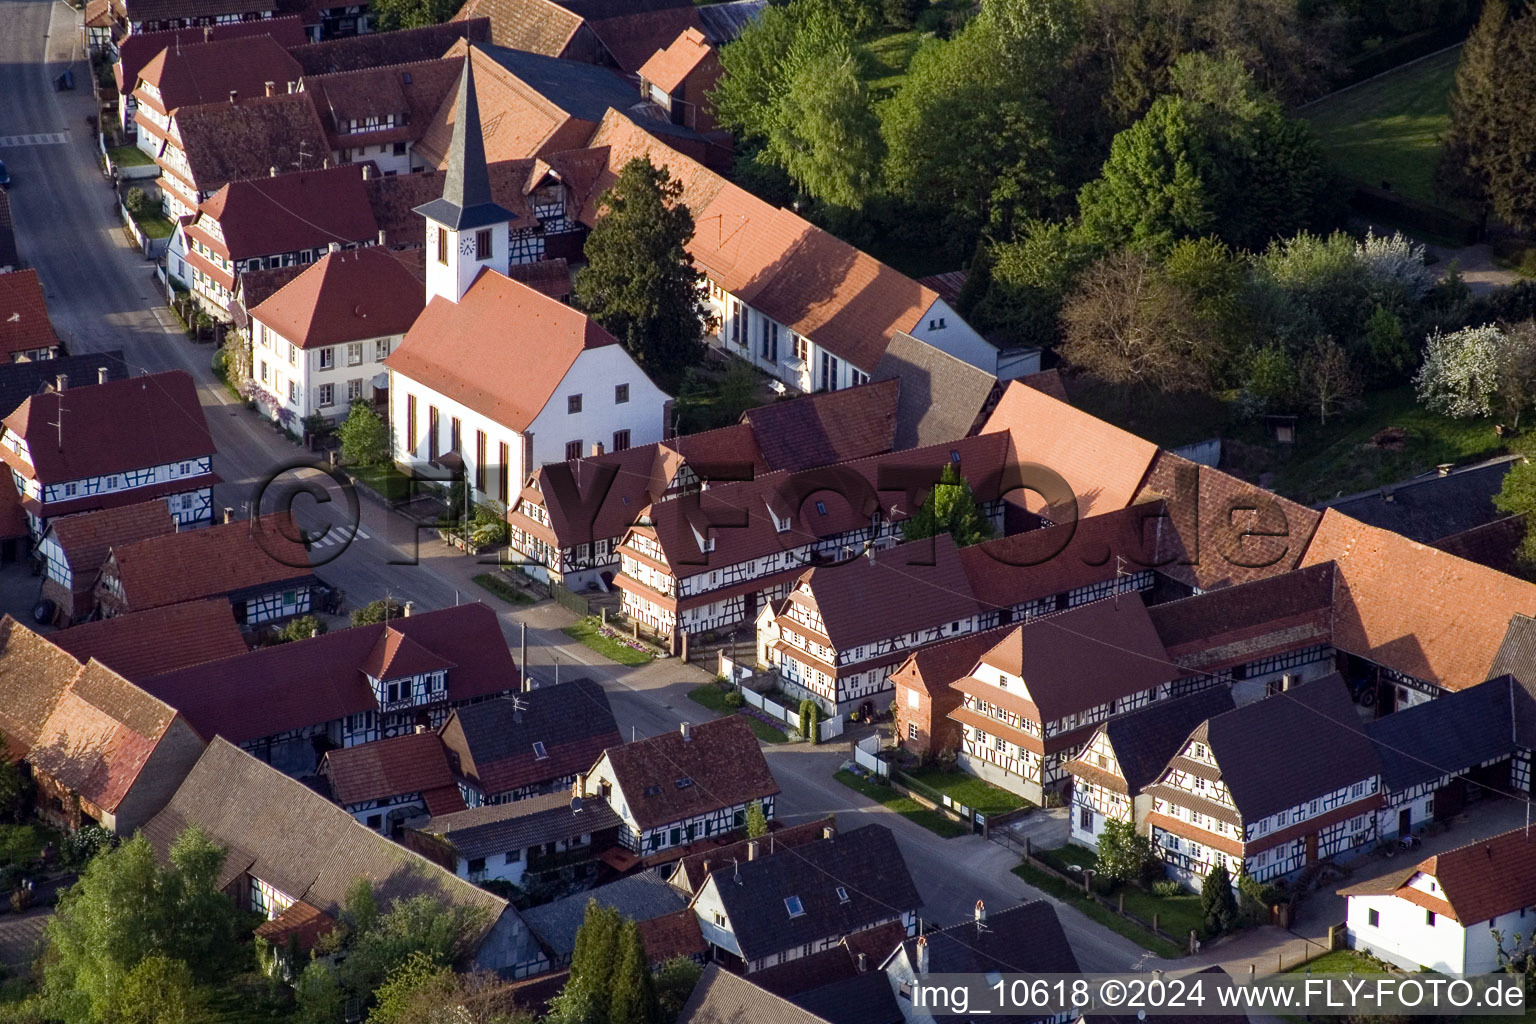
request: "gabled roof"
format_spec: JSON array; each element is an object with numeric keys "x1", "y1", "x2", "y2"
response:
[
  {"x1": 790, "y1": 971, "x2": 901, "y2": 1024},
  {"x1": 366, "y1": 155, "x2": 538, "y2": 247},
  {"x1": 889, "y1": 622, "x2": 1016, "y2": 697},
  {"x1": 1430, "y1": 514, "x2": 1526, "y2": 578},
  {"x1": 566, "y1": 0, "x2": 709, "y2": 75},
  {"x1": 678, "y1": 964, "x2": 830, "y2": 1024},
  {"x1": 1136, "y1": 452, "x2": 1322, "y2": 591},
  {"x1": 106, "y1": 511, "x2": 314, "y2": 612},
  {"x1": 0, "y1": 269, "x2": 63, "y2": 359},
  {"x1": 124, "y1": 0, "x2": 278, "y2": 25},
  {"x1": 695, "y1": 0, "x2": 766, "y2": 45},
  {"x1": 893, "y1": 900, "x2": 1078, "y2": 975},
  {"x1": 1069, "y1": 688, "x2": 1235, "y2": 795},
  {"x1": 451, "y1": 0, "x2": 586, "y2": 61},
  {"x1": 1365, "y1": 676, "x2": 1519, "y2": 794},
  {"x1": 706, "y1": 825, "x2": 920, "y2": 962},
  {"x1": 320, "y1": 731, "x2": 461, "y2": 809},
  {"x1": 522, "y1": 871, "x2": 687, "y2": 957},
  {"x1": 134, "y1": 35, "x2": 300, "y2": 115},
  {"x1": 0, "y1": 369, "x2": 214, "y2": 485},
  {"x1": 1323, "y1": 455, "x2": 1519, "y2": 544},
  {"x1": 963, "y1": 599, "x2": 1176, "y2": 722},
  {"x1": 250, "y1": 247, "x2": 424, "y2": 348},
  {"x1": 418, "y1": 789, "x2": 622, "y2": 861},
  {"x1": 141, "y1": 604, "x2": 518, "y2": 744},
  {"x1": 50, "y1": 599, "x2": 248, "y2": 680},
  {"x1": 980, "y1": 380, "x2": 1158, "y2": 520},
  {"x1": 141, "y1": 737, "x2": 510, "y2": 949},
  {"x1": 0, "y1": 353, "x2": 127, "y2": 420},
  {"x1": 741, "y1": 379, "x2": 899, "y2": 471},
  {"x1": 385, "y1": 269, "x2": 623, "y2": 432},
  {"x1": 253, "y1": 899, "x2": 335, "y2": 954},
  {"x1": 171, "y1": 92, "x2": 331, "y2": 195},
  {"x1": 599, "y1": 716, "x2": 777, "y2": 831},
  {"x1": 192, "y1": 164, "x2": 378, "y2": 261},
  {"x1": 871, "y1": 331, "x2": 999, "y2": 451},
  {"x1": 290, "y1": 18, "x2": 492, "y2": 75},
  {"x1": 505, "y1": 256, "x2": 573, "y2": 300},
  {"x1": 1146, "y1": 562, "x2": 1336, "y2": 667},
  {"x1": 1147, "y1": 674, "x2": 1379, "y2": 824},
  {"x1": 302, "y1": 57, "x2": 462, "y2": 149},
  {"x1": 442, "y1": 678, "x2": 619, "y2": 796},
  {"x1": 786, "y1": 534, "x2": 981, "y2": 654},
  {"x1": 115, "y1": 18, "x2": 307, "y2": 95},
  {"x1": 1300, "y1": 509, "x2": 1536, "y2": 691},
  {"x1": 749, "y1": 921, "x2": 906, "y2": 999},
  {"x1": 1394, "y1": 828, "x2": 1536, "y2": 925},
  {"x1": 44, "y1": 499, "x2": 176, "y2": 579},
  {"x1": 0, "y1": 192, "x2": 17, "y2": 271},
  {"x1": 29, "y1": 660, "x2": 190, "y2": 813},
  {"x1": 0, "y1": 617, "x2": 86, "y2": 758},
  {"x1": 670, "y1": 817, "x2": 835, "y2": 895},
  {"x1": 638, "y1": 27, "x2": 716, "y2": 94}
]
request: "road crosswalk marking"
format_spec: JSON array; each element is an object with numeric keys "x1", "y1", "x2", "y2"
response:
[
  {"x1": 0, "y1": 132, "x2": 69, "y2": 148},
  {"x1": 306, "y1": 525, "x2": 370, "y2": 548}
]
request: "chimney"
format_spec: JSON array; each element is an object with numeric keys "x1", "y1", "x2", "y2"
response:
[
  {"x1": 361, "y1": 164, "x2": 373, "y2": 181},
  {"x1": 97, "y1": 366, "x2": 109, "y2": 385},
  {"x1": 402, "y1": 601, "x2": 413, "y2": 617},
  {"x1": 54, "y1": 374, "x2": 67, "y2": 392},
  {"x1": 915, "y1": 936, "x2": 929, "y2": 975},
  {"x1": 974, "y1": 900, "x2": 986, "y2": 925},
  {"x1": 414, "y1": 723, "x2": 427, "y2": 734},
  {"x1": 822, "y1": 824, "x2": 835, "y2": 841},
  {"x1": 328, "y1": 242, "x2": 341, "y2": 254},
  {"x1": 591, "y1": 441, "x2": 604, "y2": 457},
  {"x1": 312, "y1": 625, "x2": 321, "y2": 638},
  {"x1": 269, "y1": 166, "x2": 278, "y2": 178},
  {"x1": 264, "y1": 80, "x2": 276, "y2": 97},
  {"x1": 378, "y1": 229, "x2": 387, "y2": 246},
  {"x1": 228, "y1": 89, "x2": 238, "y2": 104},
  {"x1": 222, "y1": 507, "x2": 233, "y2": 525},
  {"x1": 857, "y1": 953, "x2": 867, "y2": 974},
  {"x1": 1437, "y1": 463, "x2": 1453, "y2": 477},
  {"x1": 573, "y1": 772, "x2": 587, "y2": 799},
  {"x1": 746, "y1": 840, "x2": 758, "y2": 861},
  {"x1": 680, "y1": 721, "x2": 692, "y2": 742},
  {"x1": 203, "y1": 25, "x2": 212, "y2": 41},
  {"x1": 701, "y1": 859, "x2": 711, "y2": 877}
]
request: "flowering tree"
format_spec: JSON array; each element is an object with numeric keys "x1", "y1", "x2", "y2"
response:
[
  {"x1": 1416, "y1": 324, "x2": 1504, "y2": 419},
  {"x1": 1356, "y1": 229, "x2": 1437, "y2": 302}
]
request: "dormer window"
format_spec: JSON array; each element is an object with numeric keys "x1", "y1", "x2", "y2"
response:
[
  {"x1": 815, "y1": 501, "x2": 826, "y2": 515},
  {"x1": 998, "y1": 674, "x2": 1007, "y2": 689},
  {"x1": 836, "y1": 886, "x2": 849, "y2": 903},
  {"x1": 532, "y1": 741, "x2": 548, "y2": 760},
  {"x1": 950, "y1": 450, "x2": 961, "y2": 463},
  {"x1": 643, "y1": 784, "x2": 661, "y2": 797},
  {"x1": 785, "y1": 896, "x2": 805, "y2": 918},
  {"x1": 675, "y1": 777, "x2": 693, "y2": 789}
]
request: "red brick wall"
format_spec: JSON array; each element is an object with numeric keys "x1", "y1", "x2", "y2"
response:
[{"x1": 891, "y1": 672, "x2": 963, "y2": 757}]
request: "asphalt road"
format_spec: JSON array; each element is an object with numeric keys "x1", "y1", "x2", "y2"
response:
[{"x1": 0, "y1": 0, "x2": 1156, "y2": 972}]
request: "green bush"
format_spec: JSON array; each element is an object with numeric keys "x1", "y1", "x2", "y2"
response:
[
  {"x1": 723, "y1": 691, "x2": 745, "y2": 709},
  {"x1": 1151, "y1": 879, "x2": 1184, "y2": 897}
]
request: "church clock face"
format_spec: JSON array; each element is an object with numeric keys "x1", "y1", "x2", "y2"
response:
[{"x1": 460, "y1": 235, "x2": 476, "y2": 256}]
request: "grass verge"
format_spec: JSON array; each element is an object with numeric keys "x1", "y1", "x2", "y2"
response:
[
  {"x1": 561, "y1": 617, "x2": 656, "y2": 666},
  {"x1": 107, "y1": 144, "x2": 153, "y2": 167},
  {"x1": 835, "y1": 769, "x2": 968, "y2": 838},
  {"x1": 1301, "y1": 47, "x2": 1460, "y2": 205},
  {"x1": 471, "y1": 572, "x2": 535, "y2": 606},
  {"x1": 900, "y1": 766, "x2": 1027, "y2": 816},
  {"x1": 1011, "y1": 861, "x2": 1185, "y2": 959},
  {"x1": 130, "y1": 207, "x2": 175, "y2": 239},
  {"x1": 739, "y1": 712, "x2": 790, "y2": 744},
  {"x1": 688, "y1": 684, "x2": 790, "y2": 742},
  {"x1": 348, "y1": 462, "x2": 414, "y2": 502}
]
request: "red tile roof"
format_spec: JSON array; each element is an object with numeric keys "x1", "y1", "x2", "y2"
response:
[
  {"x1": 105, "y1": 512, "x2": 314, "y2": 613},
  {"x1": 0, "y1": 270, "x2": 62, "y2": 359},
  {"x1": 191, "y1": 164, "x2": 379, "y2": 262},
  {"x1": 253, "y1": 900, "x2": 336, "y2": 953},
  {"x1": 1390, "y1": 828, "x2": 1536, "y2": 925},
  {"x1": 133, "y1": 35, "x2": 301, "y2": 115},
  {"x1": 301, "y1": 58, "x2": 462, "y2": 151},
  {"x1": 979, "y1": 380, "x2": 1158, "y2": 520},
  {"x1": 889, "y1": 622, "x2": 1016, "y2": 697},
  {"x1": 290, "y1": 19, "x2": 492, "y2": 76},
  {"x1": 968, "y1": 599, "x2": 1178, "y2": 721},
  {"x1": 580, "y1": 3, "x2": 709, "y2": 76},
  {"x1": 599, "y1": 716, "x2": 777, "y2": 831},
  {"x1": 637, "y1": 27, "x2": 715, "y2": 94},
  {"x1": 1300, "y1": 509, "x2": 1536, "y2": 691},
  {"x1": 249, "y1": 248, "x2": 424, "y2": 349},
  {"x1": 0, "y1": 370, "x2": 215, "y2": 486},
  {"x1": 451, "y1": 0, "x2": 585, "y2": 59},
  {"x1": 321, "y1": 731, "x2": 460, "y2": 807},
  {"x1": 44, "y1": 500, "x2": 177, "y2": 604},
  {"x1": 140, "y1": 604, "x2": 518, "y2": 745},
  {"x1": 741, "y1": 378, "x2": 898, "y2": 472},
  {"x1": 115, "y1": 18, "x2": 308, "y2": 95},
  {"x1": 386, "y1": 270, "x2": 618, "y2": 431},
  {"x1": 30, "y1": 660, "x2": 188, "y2": 813},
  {"x1": 636, "y1": 909, "x2": 706, "y2": 962},
  {"x1": 171, "y1": 92, "x2": 332, "y2": 196},
  {"x1": 0, "y1": 617, "x2": 84, "y2": 758},
  {"x1": 50, "y1": 600, "x2": 248, "y2": 680}
]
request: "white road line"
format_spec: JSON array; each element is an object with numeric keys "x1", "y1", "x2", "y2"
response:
[{"x1": 0, "y1": 132, "x2": 68, "y2": 148}]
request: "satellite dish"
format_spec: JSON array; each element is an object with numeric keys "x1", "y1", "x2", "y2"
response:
[{"x1": 570, "y1": 795, "x2": 583, "y2": 813}]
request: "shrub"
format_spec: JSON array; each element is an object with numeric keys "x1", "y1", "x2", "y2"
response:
[
  {"x1": 277, "y1": 615, "x2": 326, "y2": 644},
  {"x1": 124, "y1": 187, "x2": 149, "y2": 216},
  {"x1": 1200, "y1": 862, "x2": 1240, "y2": 937},
  {"x1": 61, "y1": 824, "x2": 114, "y2": 867},
  {"x1": 723, "y1": 691, "x2": 745, "y2": 709},
  {"x1": 352, "y1": 598, "x2": 406, "y2": 626},
  {"x1": 1151, "y1": 879, "x2": 1184, "y2": 898}
]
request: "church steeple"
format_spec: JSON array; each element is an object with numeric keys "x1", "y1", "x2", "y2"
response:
[{"x1": 415, "y1": 51, "x2": 513, "y2": 304}]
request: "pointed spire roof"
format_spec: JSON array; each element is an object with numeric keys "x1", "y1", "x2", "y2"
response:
[{"x1": 413, "y1": 51, "x2": 515, "y2": 231}]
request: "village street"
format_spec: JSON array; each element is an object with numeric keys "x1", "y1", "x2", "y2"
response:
[{"x1": 0, "y1": 0, "x2": 1487, "y2": 991}]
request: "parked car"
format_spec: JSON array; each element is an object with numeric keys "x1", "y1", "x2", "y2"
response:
[{"x1": 56, "y1": 69, "x2": 74, "y2": 91}]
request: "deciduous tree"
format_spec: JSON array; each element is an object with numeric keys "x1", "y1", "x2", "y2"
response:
[
  {"x1": 901, "y1": 463, "x2": 995, "y2": 548},
  {"x1": 1096, "y1": 819, "x2": 1157, "y2": 884},
  {"x1": 370, "y1": 0, "x2": 458, "y2": 31},
  {"x1": 1298, "y1": 336, "x2": 1360, "y2": 424},
  {"x1": 1415, "y1": 324, "x2": 1504, "y2": 420},
  {"x1": 338, "y1": 401, "x2": 389, "y2": 467}
]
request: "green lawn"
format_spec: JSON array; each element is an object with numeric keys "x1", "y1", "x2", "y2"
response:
[
  {"x1": 1012, "y1": 861, "x2": 1184, "y2": 959},
  {"x1": 130, "y1": 207, "x2": 175, "y2": 239},
  {"x1": 108, "y1": 144, "x2": 153, "y2": 167},
  {"x1": 561, "y1": 617, "x2": 656, "y2": 666},
  {"x1": 689, "y1": 683, "x2": 733, "y2": 712},
  {"x1": 835, "y1": 769, "x2": 968, "y2": 838},
  {"x1": 739, "y1": 713, "x2": 791, "y2": 744},
  {"x1": 1302, "y1": 47, "x2": 1460, "y2": 204},
  {"x1": 900, "y1": 766, "x2": 1027, "y2": 816},
  {"x1": 1121, "y1": 886, "x2": 1203, "y2": 944},
  {"x1": 1287, "y1": 949, "x2": 1388, "y2": 975},
  {"x1": 862, "y1": 29, "x2": 926, "y2": 101},
  {"x1": 471, "y1": 572, "x2": 535, "y2": 606},
  {"x1": 348, "y1": 462, "x2": 414, "y2": 502}
]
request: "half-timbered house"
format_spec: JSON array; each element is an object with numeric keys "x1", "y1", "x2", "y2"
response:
[
  {"x1": 49, "y1": 599, "x2": 249, "y2": 681},
  {"x1": 615, "y1": 432, "x2": 1011, "y2": 645},
  {"x1": 587, "y1": 716, "x2": 778, "y2": 859},
  {"x1": 1143, "y1": 674, "x2": 1384, "y2": 887},
  {"x1": 0, "y1": 370, "x2": 217, "y2": 540},
  {"x1": 948, "y1": 598, "x2": 1198, "y2": 803},
  {"x1": 0, "y1": 270, "x2": 64, "y2": 364},
  {"x1": 299, "y1": 57, "x2": 462, "y2": 175},
  {"x1": 138, "y1": 603, "x2": 520, "y2": 776},
  {"x1": 318, "y1": 729, "x2": 465, "y2": 833},
  {"x1": 690, "y1": 824, "x2": 919, "y2": 975},
  {"x1": 36, "y1": 500, "x2": 176, "y2": 623},
  {"x1": 507, "y1": 380, "x2": 900, "y2": 592},
  {"x1": 1063, "y1": 688, "x2": 1235, "y2": 849},
  {"x1": 94, "y1": 511, "x2": 317, "y2": 625},
  {"x1": 406, "y1": 789, "x2": 623, "y2": 887},
  {"x1": 141, "y1": 737, "x2": 543, "y2": 975},
  {"x1": 437, "y1": 678, "x2": 620, "y2": 806}
]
